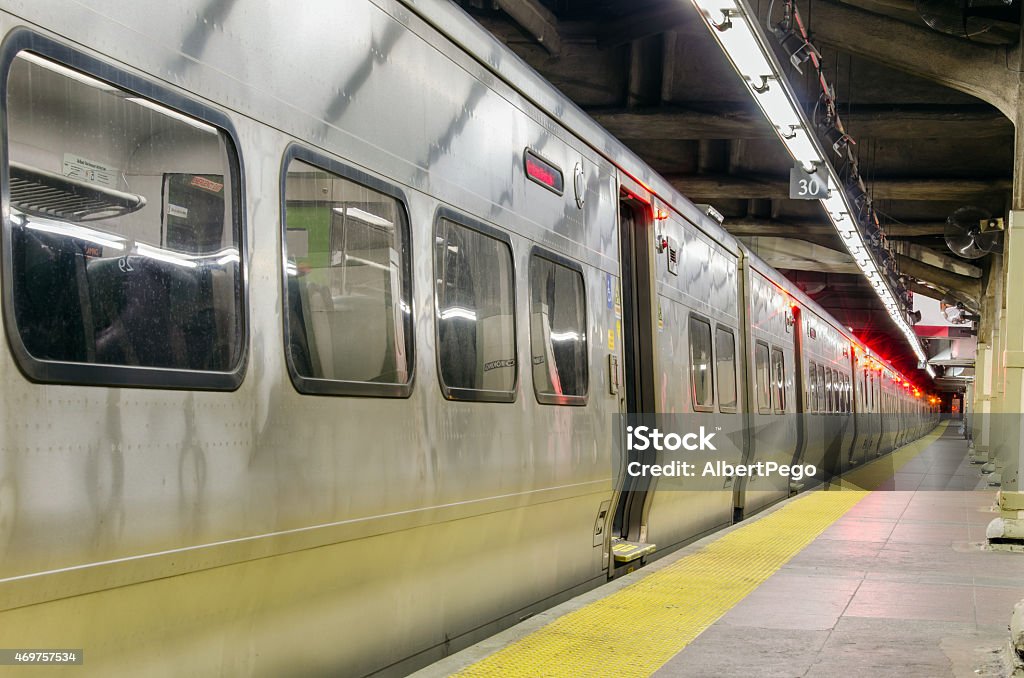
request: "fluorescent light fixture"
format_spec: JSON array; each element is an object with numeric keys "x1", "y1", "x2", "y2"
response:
[
  {"x1": 135, "y1": 242, "x2": 198, "y2": 269},
  {"x1": 23, "y1": 216, "x2": 126, "y2": 251},
  {"x1": 126, "y1": 97, "x2": 217, "y2": 134},
  {"x1": 550, "y1": 331, "x2": 581, "y2": 342},
  {"x1": 333, "y1": 207, "x2": 394, "y2": 229},
  {"x1": 344, "y1": 254, "x2": 390, "y2": 272},
  {"x1": 752, "y1": 83, "x2": 803, "y2": 132},
  {"x1": 440, "y1": 307, "x2": 477, "y2": 321},
  {"x1": 692, "y1": 0, "x2": 739, "y2": 16},
  {"x1": 780, "y1": 128, "x2": 819, "y2": 173},
  {"x1": 714, "y1": 15, "x2": 773, "y2": 83},
  {"x1": 16, "y1": 52, "x2": 118, "y2": 92},
  {"x1": 687, "y1": 0, "x2": 930, "y2": 367}
]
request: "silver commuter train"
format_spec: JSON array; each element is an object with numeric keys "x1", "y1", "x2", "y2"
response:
[{"x1": 0, "y1": 0, "x2": 936, "y2": 675}]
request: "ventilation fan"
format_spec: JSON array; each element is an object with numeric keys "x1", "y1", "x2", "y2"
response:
[
  {"x1": 914, "y1": 0, "x2": 1018, "y2": 43},
  {"x1": 944, "y1": 206, "x2": 1003, "y2": 259}
]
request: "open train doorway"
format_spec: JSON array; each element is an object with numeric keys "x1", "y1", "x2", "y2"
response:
[{"x1": 611, "y1": 195, "x2": 658, "y2": 555}]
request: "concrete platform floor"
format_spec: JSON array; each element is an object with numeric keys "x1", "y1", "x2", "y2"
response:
[{"x1": 656, "y1": 427, "x2": 1021, "y2": 677}]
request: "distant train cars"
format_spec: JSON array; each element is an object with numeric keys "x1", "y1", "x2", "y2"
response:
[{"x1": 0, "y1": 2, "x2": 936, "y2": 676}]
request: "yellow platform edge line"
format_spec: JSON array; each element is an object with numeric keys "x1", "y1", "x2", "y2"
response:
[{"x1": 453, "y1": 421, "x2": 951, "y2": 678}]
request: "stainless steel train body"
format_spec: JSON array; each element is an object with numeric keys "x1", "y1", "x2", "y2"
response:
[{"x1": 0, "y1": 1, "x2": 936, "y2": 675}]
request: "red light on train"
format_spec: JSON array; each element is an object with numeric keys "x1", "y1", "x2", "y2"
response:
[
  {"x1": 654, "y1": 208, "x2": 670, "y2": 221},
  {"x1": 524, "y1": 150, "x2": 564, "y2": 194}
]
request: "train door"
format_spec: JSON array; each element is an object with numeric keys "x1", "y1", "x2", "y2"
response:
[{"x1": 611, "y1": 196, "x2": 657, "y2": 545}]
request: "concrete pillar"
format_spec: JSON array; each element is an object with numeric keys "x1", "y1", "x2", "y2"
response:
[
  {"x1": 974, "y1": 343, "x2": 991, "y2": 461},
  {"x1": 997, "y1": 212, "x2": 1024, "y2": 490}
]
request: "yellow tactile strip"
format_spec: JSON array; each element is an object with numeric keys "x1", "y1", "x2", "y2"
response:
[{"x1": 454, "y1": 422, "x2": 950, "y2": 678}]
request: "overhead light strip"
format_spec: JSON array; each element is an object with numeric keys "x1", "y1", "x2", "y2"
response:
[{"x1": 687, "y1": 0, "x2": 929, "y2": 367}]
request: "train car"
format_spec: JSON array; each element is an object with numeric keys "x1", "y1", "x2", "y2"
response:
[
  {"x1": 738, "y1": 252, "x2": 799, "y2": 515},
  {"x1": 0, "y1": 0, "x2": 937, "y2": 676}
]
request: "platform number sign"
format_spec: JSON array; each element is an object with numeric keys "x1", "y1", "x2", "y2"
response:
[{"x1": 789, "y1": 166, "x2": 829, "y2": 200}]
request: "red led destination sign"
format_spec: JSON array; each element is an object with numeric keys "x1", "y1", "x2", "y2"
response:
[{"x1": 524, "y1": 149, "x2": 564, "y2": 195}]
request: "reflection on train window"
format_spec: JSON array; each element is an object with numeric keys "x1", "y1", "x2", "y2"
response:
[
  {"x1": 845, "y1": 375, "x2": 852, "y2": 413},
  {"x1": 282, "y1": 157, "x2": 413, "y2": 395},
  {"x1": 826, "y1": 369, "x2": 834, "y2": 413},
  {"x1": 5, "y1": 51, "x2": 242, "y2": 386},
  {"x1": 435, "y1": 217, "x2": 516, "y2": 401},
  {"x1": 816, "y1": 364, "x2": 826, "y2": 413},
  {"x1": 689, "y1": 315, "x2": 714, "y2": 410},
  {"x1": 754, "y1": 341, "x2": 770, "y2": 413},
  {"x1": 529, "y1": 252, "x2": 587, "y2": 405},
  {"x1": 808, "y1": 361, "x2": 818, "y2": 413},
  {"x1": 770, "y1": 347, "x2": 785, "y2": 413},
  {"x1": 715, "y1": 327, "x2": 737, "y2": 412}
]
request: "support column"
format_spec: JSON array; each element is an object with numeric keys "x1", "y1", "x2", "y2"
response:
[
  {"x1": 973, "y1": 343, "x2": 990, "y2": 461},
  {"x1": 998, "y1": 211, "x2": 1023, "y2": 489},
  {"x1": 984, "y1": 67, "x2": 1023, "y2": 546}
]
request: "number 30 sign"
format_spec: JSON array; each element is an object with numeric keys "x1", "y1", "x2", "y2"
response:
[{"x1": 789, "y1": 166, "x2": 829, "y2": 200}]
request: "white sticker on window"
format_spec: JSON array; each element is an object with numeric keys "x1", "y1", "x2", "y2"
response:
[
  {"x1": 62, "y1": 153, "x2": 119, "y2": 189},
  {"x1": 167, "y1": 203, "x2": 189, "y2": 219}
]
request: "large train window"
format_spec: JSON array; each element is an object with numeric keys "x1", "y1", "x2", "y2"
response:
[
  {"x1": 529, "y1": 248, "x2": 587, "y2": 405},
  {"x1": 3, "y1": 47, "x2": 244, "y2": 388},
  {"x1": 715, "y1": 326, "x2": 737, "y2": 412},
  {"x1": 434, "y1": 212, "x2": 517, "y2": 402},
  {"x1": 281, "y1": 149, "x2": 413, "y2": 397},
  {"x1": 771, "y1": 347, "x2": 785, "y2": 413},
  {"x1": 754, "y1": 341, "x2": 770, "y2": 414},
  {"x1": 689, "y1": 315, "x2": 714, "y2": 411}
]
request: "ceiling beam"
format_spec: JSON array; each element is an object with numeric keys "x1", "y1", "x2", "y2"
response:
[
  {"x1": 666, "y1": 173, "x2": 1011, "y2": 201},
  {"x1": 894, "y1": 242, "x2": 983, "y2": 278},
  {"x1": 494, "y1": 0, "x2": 562, "y2": 55},
  {"x1": 896, "y1": 254, "x2": 982, "y2": 309},
  {"x1": 597, "y1": 6, "x2": 690, "y2": 48},
  {"x1": 739, "y1": 236, "x2": 859, "y2": 273},
  {"x1": 727, "y1": 217, "x2": 951, "y2": 243},
  {"x1": 589, "y1": 105, "x2": 1011, "y2": 140},
  {"x1": 803, "y1": 0, "x2": 1017, "y2": 116},
  {"x1": 722, "y1": 217, "x2": 843, "y2": 251},
  {"x1": 627, "y1": 36, "x2": 664, "y2": 109},
  {"x1": 884, "y1": 223, "x2": 947, "y2": 238},
  {"x1": 908, "y1": 280, "x2": 949, "y2": 302}
]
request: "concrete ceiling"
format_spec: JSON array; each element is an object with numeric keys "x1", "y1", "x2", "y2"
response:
[{"x1": 458, "y1": 0, "x2": 1016, "y2": 382}]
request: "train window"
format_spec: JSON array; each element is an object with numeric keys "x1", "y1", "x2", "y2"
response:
[
  {"x1": 823, "y1": 368, "x2": 831, "y2": 411},
  {"x1": 807, "y1": 361, "x2": 817, "y2": 413},
  {"x1": 3, "y1": 49, "x2": 244, "y2": 388},
  {"x1": 529, "y1": 249, "x2": 588, "y2": 405},
  {"x1": 816, "y1": 364, "x2": 826, "y2": 413},
  {"x1": 281, "y1": 151, "x2": 413, "y2": 397},
  {"x1": 715, "y1": 327, "x2": 737, "y2": 412},
  {"x1": 843, "y1": 375, "x2": 851, "y2": 413},
  {"x1": 435, "y1": 213, "x2": 517, "y2": 402},
  {"x1": 689, "y1": 315, "x2": 714, "y2": 411},
  {"x1": 755, "y1": 341, "x2": 770, "y2": 413},
  {"x1": 770, "y1": 347, "x2": 785, "y2": 413}
]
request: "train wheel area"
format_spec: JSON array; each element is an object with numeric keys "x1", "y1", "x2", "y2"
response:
[{"x1": 411, "y1": 422, "x2": 1022, "y2": 678}]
